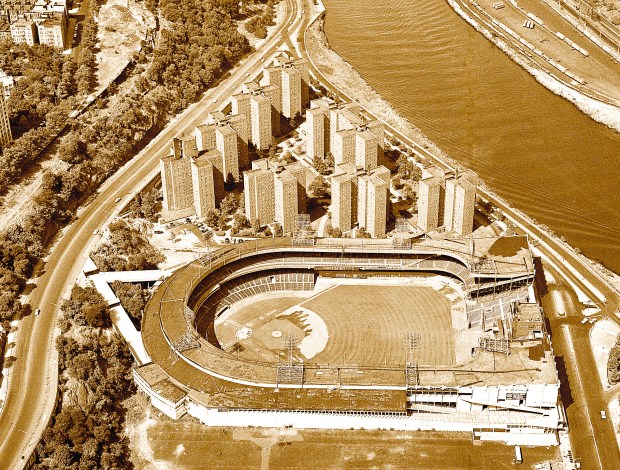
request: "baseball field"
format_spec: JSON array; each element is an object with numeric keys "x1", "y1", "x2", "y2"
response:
[{"x1": 214, "y1": 283, "x2": 455, "y2": 368}]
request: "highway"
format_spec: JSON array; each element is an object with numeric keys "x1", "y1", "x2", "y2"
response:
[
  {"x1": 0, "y1": 0, "x2": 301, "y2": 467},
  {"x1": 298, "y1": 0, "x2": 620, "y2": 467}
]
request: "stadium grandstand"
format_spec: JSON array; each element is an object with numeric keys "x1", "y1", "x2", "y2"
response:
[{"x1": 134, "y1": 236, "x2": 564, "y2": 446}]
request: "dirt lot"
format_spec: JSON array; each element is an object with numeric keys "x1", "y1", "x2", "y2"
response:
[
  {"x1": 125, "y1": 395, "x2": 561, "y2": 470},
  {"x1": 96, "y1": 0, "x2": 155, "y2": 90}
]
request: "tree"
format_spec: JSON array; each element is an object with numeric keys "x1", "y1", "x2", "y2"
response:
[
  {"x1": 609, "y1": 337, "x2": 620, "y2": 384},
  {"x1": 356, "y1": 226, "x2": 371, "y2": 238},
  {"x1": 272, "y1": 222, "x2": 283, "y2": 237},
  {"x1": 140, "y1": 188, "x2": 160, "y2": 221},
  {"x1": 220, "y1": 193, "x2": 239, "y2": 215},
  {"x1": 309, "y1": 176, "x2": 329, "y2": 198},
  {"x1": 326, "y1": 226, "x2": 342, "y2": 238},
  {"x1": 396, "y1": 154, "x2": 416, "y2": 180},
  {"x1": 251, "y1": 218, "x2": 261, "y2": 234},
  {"x1": 205, "y1": 208, "x2": 222, "y2": 229},
  {"x1": 313, "y1": 155, "x2": 330, "y2": 175},
  {"x1": 58, "y1": 134, "x2": 87, "y2": 164}
]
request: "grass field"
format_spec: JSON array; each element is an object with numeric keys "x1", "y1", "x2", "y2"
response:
[
  {"x1": 134, "y1": 414, "x2": 560, "y2": 469},
  {"x1": 303, "y1": 285, "x2": 454, "y2": 367},
  {"x1": 214, "y1": 285, "x2": 455, "y2": 368}
]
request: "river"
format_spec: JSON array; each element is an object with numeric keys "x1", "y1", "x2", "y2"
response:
[{"x1": 321, "y1": 0, "x2": 620, "y2": 273}]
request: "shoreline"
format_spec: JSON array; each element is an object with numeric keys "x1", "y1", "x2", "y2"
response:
[
  {"x1": 446, "y1": 0, "x2": 620, "y2": 133},
  {"x1": 304, "y1": 3, "x2": 620, "y2": 290}
]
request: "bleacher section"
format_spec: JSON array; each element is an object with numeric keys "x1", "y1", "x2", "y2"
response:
[
  {"x1": 194, "y1": 270, "x2": 316, "y2": 344},
  {"x1": 467, "y1": 289, "x2": 530, "y2": 329}
]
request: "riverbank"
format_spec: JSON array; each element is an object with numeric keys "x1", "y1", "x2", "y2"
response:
[
  {"x1": 446, "y1": 0, "x2": 620, "y2": 132},
  {"x1": 304, "y1": 2, "x2": 620, "y2": 293}
]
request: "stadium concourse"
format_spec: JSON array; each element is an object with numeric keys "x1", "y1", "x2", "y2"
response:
[{"x1": 134, "y1": 236, "x2": 565, "y2": 446}]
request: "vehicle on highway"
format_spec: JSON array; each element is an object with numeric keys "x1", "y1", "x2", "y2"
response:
[
  {"x1": 245, "y1": 72, "x2": 251, "y2": 77},
  {"x1": 114, "y1": 197, "x2": 121, "y2": 203},
  {"x1": 92, "y1": 229, "x2": 99, "y2": 235},
  {"x1": 34, "y1": 308, "x2": 41, "y2": 316},
  {"x1": 212, "y1": 98, "x2": 218, "y2": 103}
]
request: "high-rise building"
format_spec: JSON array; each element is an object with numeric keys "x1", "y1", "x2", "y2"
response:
[
  {"x1": 306, "y1": 98, "x2": 383, "y2": 169},
  {"x1": 197, "y1": 111, "x2": 249, "y2": 174},
  {"x1": 230, "y1": 93, "x2": 252, "y2": 144},
  {"x1": 36, "y1": 16, "x2": 64, "y2": 48},
  {"x1": 444, "y1": 172, "x2": 478, "y2": 236},
  {"x1": 2, "y1": 0, "x2": 68, "y2": 48},
  {"x1": 0, "y1": 71, "x2": 15, "y2": 100},
  {"x1": 355, "y1": 130, "x2": 379, "y2": 171},
  {"x1": 417, "y1": 175, "x2": 442, "y2": 232},
  {"x1": 160, "y1": 137, "x2": 194, "y2": 212},
  {"x1": 331, "y1": 164, "x2": 389, "y2": 236},
  {"x1": 332, "y1": 129, "x2": 356, "y2": 166},
  {"x1": 274, "y1": 169, "x2": 298, "y2": 233},
  {"x1": 10, "y1": 18, "x2": 37, "y2": 45},
  {"x1": 243, "y1": 159, "x2": 305, "y2": 232},
  {"x1": 282, "y1": 161, "x2": 307, "y2": 214},
  {"x1": 191, "y1": 155, "x2": 216, "y2": 218},
  {"x1": 244, "y1": 160, "x2": 275, "y2": 226},
  {"x1": 215, "y1": 125, "x2": 239, "y2": 182},
  {"x1": 281, "y1": 66, "x2": 302, "y2": 119},
  {"x1": 250, "y1": 94, "x2": 272, "y2": 150},
  {"x1": 264, "y1": 53, "x2": 309, "y2": 112},
  {"x1": 0, "y1": 91, "x2": 12, "y2": 149},
  {"x1": 244, "y1": 81, "x2": 280, "y2": 136},
  {"x1": 357, "y1": 166, "x2": 389, "y2": 237},
  {"x1": 331, "y1": 171, "x2": 355, "y2": 232},
  {"x1": 306, "y1": 107, "x2": 328, "y2": 160},
  {"x1": 233, "y1": 81, "x2": 279, "y2": 146}
]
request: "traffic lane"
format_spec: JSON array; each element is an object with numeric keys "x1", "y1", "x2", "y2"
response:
[
  {"x1": 540, "y1": 266, "x2": 618, "y2": 469},
  {"x1": 548, "y1": 320, "x2": 619, "y2": 469}
]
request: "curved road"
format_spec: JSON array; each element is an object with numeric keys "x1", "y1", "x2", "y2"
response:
[{"x1": 0, "y1": 0, "x2": 302, "y2": 467}]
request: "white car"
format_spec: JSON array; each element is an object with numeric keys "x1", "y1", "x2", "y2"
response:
[
  {"x1": 114, "y1": 197, "x2": 121, "y2": 203},
  {"x1": 34, "y1": 308, "x2": 41, "y2": 316},
  {"x1": 601, "y1": 410, "x2": 607, "y2": 419}
]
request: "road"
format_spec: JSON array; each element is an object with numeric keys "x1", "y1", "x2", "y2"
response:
[
  {"x1": 298, "y1": 1, "x2": 620, "y2": 467},
  {"x1": 0, "y1": 0, "x2": 301, "y2": 467}
]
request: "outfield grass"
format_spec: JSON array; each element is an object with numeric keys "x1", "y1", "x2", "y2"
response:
[{"x1": 303, "y1": 285, "x2": 454, "y2": 367}]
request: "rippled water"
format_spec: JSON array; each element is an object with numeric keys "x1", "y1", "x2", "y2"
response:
[{"x1": 322, "y1": 0, "x2": 620, "y2": 272}]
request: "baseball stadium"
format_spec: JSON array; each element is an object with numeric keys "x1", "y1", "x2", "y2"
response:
[{"x1": 134, "y1": 236, "x2": 565, "y2": 446}]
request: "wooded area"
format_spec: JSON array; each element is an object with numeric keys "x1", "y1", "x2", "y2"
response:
[
  {"x1": 0, "y1": 0, "x2": 256, "y2": 325},
  {"x1": 35, "y1": 286, "x2": 135, "y2": 468}
]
